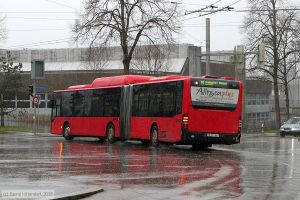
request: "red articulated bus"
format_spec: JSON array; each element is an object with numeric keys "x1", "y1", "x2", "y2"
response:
[{"x1": 50, "y1": 75, "x2": 243, "y2": 148}]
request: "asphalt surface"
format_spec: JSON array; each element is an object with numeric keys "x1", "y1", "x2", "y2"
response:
[{"x1": 0, "y1": 132, "x2": 299, "y2": 200}]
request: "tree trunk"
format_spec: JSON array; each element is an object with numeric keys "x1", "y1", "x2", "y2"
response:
[
  {"x1": 283, "y1": 57, "x2": 290, "y2": 120},
  {"x1": 273, "y1": 78, "x2": 281, "y2": 128},
  {"x1": 123, "y1": 57, "x2": 131, "y2": 75},
  {"x1": 284, "y1": 81, "x2": 290, "y2": 119}
]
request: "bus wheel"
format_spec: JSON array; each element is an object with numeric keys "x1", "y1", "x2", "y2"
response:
[
  {"x1": 106, "y1": 124, "x2": 115, "y2": 144},
  {"x1": 150, "y1": 126, "x2": 159, "y2": 147},
  {"x1": 63, "y1": 124, "x2": 73, "y2": 141},
  {"x1": 280, "y1": 132, "x2": 285, "y2": 138}
]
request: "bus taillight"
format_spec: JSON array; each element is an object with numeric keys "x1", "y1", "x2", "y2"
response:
[
  {"x1": 238, "y1": 119, "x2": 242, "y2": 131},
  {"x1": 182, "y1": 114, "x2": 189, "y2": 129}
]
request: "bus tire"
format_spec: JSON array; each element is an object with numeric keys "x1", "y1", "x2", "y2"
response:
[
  {"x1": 150, "y1": 126, "x2": 159, "y2": 147},
  {"x1": 106, "y1": 124, "x2": 115, "y2": 144},
  {"x1": 280, "y1": 132, "x2": 285, "y2": 138},
  {"x1": 63, "y1": 123, "x2": 73, "y2": 141}
]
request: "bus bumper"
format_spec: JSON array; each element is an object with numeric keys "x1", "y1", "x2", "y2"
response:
[{"x1": 181, "y1": 128, "x2": 241, "y2": 145}]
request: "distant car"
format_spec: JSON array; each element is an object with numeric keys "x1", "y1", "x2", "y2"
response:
[{"x1": 280, "y1": 117, "x2": 300, "y2": 137}]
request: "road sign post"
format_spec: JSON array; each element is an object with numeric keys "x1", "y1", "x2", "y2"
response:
[{"x1": 31, "y1": 60, "x2": 45, "y2": 135}]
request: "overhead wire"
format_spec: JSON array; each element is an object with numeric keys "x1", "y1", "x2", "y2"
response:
[
  {"x1": 184, "y1": 0, "x2": 222, "y2": 15},
  {"x1": 182, "y1": 0, "x2": 242, "y2": 20},
  {"x1": 1, "y1": 37, "x2": 73, "y2": 49}
]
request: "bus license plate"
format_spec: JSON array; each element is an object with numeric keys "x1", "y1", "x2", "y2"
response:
[{"x1": 207, "y1": 133, "x2": 219, "y2": 137}]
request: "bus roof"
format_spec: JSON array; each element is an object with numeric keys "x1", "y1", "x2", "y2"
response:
[
  {"x1": 57, "y1": 75, "x2": 154, "y2": 92},
  {"x1": 55, "y1": 75, "x2": 237, "y2": 92},
  {"x1": 68, "y1": 84, "x2": 91, "y2": 89},
  {"x1": 91, "y1": 75, "x2": 153, "y2": 88}
]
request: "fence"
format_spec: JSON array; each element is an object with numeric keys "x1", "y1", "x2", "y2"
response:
[{"x1": 4, "y1": 108, "x2": 51, "y2": 133}]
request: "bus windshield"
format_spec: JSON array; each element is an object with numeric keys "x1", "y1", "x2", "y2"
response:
[{"x1": 190, "y1": 78, "x2": 239, "y2": 110}]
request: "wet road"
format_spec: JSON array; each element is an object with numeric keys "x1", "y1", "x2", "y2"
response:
[{"x1": 0, "y1": 133, "x2": 299, "y2": 200}]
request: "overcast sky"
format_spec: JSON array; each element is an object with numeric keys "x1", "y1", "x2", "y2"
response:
[{"x1": 0, "y1": 0, "x2": 297, "y2": 51}]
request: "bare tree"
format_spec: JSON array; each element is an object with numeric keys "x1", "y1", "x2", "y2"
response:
[
  {"x1": 73, "y1": 0, "x2": 180, "y2": 74},
  {"x1": 131, "y1": 44, "x2": 172, "y2": 74},
  {"x1": 242, "y1": 0, "x2": 300, "y2": 127},
  {"x1": 277, "y1": 21, "x2": 300, "y2": 119}
]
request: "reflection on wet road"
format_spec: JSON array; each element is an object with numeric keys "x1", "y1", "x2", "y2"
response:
[{"x1": 0, "y1": 133, "x2": 299, "y2": 200}]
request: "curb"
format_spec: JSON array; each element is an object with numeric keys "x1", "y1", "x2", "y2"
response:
[{"x1": 51, "y1": 188, "x2": 104, "y2": 200}]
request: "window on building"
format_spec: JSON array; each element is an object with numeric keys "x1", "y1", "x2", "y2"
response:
[
  {"x1": 247, "y1": 112, "x2": 270, "y2": 125},
  {"x1": 247, "y1": 94, "x2": 270, "y2": 105}
]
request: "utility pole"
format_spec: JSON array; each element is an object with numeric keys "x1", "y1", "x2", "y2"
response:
[
  {"x1": 234, "y1": 45, "x2": 246, "y2": 132},
  {"x1": 206, "y1": 18, "x2": 210, "y2": 75},
  {"x1": 33, "y1": 79, "x2": 37, "y2": 135},
  {"x1": 31, "y1": 60, "x2": 45, "y2": 135}
]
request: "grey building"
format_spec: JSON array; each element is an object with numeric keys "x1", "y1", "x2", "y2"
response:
[
  {"x1": 0, "y1": 44, "x2": 199, "y2": 76},
  {"x1": 246, "y1": 79, "x2": 273, "y2": 130}
]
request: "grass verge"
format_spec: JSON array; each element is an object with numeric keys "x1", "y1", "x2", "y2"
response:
[{"x1": 0, "y1": 126, "x2": 35, "y2": 133}]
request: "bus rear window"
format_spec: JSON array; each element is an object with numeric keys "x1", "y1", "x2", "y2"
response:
[{"x1": 190, "y1": 78, "x2": 239, "y2": 110}]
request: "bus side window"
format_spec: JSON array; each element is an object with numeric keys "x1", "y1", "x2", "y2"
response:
[
  {"x1": 132, "y1": 87, "x2": 138, "y2": 116},
  {"x1": 161, "y1": 82, "x2": 178, "y2": 117},
  {"x1": 148, "y1": 84, "x2": 161, "y2": 117},
  {"x1": 175, "y1": 81, "x2": 183, "y2": 114},
  {"x1": 132, "y1": 85, "x2": 149, "y2": 117},
  {"x1": 92, "y1": 89, "x2": 104, "y2": 116},
  {"x1": 56, "y1": 104, "x2": 61, "y2": 117},
  {"x1": 61, "y1": 92, "x2": 73, "y2": 117},
  {"x1": 103, "y1": 88, "x2": 121, "y2": 117},
  {"x1": 72, "y1": 91, "x2": 84, "y2": 116}
]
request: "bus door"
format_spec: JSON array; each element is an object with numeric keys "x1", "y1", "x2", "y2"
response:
[{"x1": 119, "y1": 85, "x2": 133, "y2": 140}]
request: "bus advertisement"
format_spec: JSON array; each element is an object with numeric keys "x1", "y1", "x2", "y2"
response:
[{"x1": 50, "y1": 75, "x2": 242, "y2": 148}]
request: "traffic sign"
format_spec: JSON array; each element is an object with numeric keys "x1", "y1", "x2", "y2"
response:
[
  {"x1": 31, "y1": 60, "x2": 45, "y2": 80},
  {"x1": 35, "y1": 86, "x2": 48, "y2": 91},
  {"x1": 32, "y1": 96, "x2": 39, "y2": 106}
]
